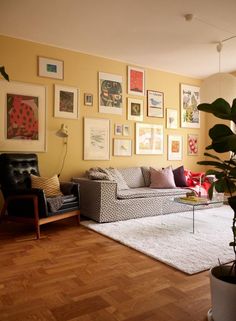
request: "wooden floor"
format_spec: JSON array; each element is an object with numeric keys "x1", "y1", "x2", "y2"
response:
[{"x1": 0, "y1": 218, "x2": 211, "y2": 321}]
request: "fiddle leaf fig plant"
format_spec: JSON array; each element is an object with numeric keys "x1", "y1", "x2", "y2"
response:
[
  {"x1": 0, "y1": 66, "x2": 9, "y2": 81},
  {"x1": 197, "y1": 98, "x2": 236, "y2": 276}
]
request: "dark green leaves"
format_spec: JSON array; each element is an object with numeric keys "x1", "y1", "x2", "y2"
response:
[
  {"x1": 198, "y1": 98, "x2": 232, "y2": 120},
  {"x1": 206, "y1": 124, "x2": 236, "y2": 153},
  {"x1": 197, "y1": 160, "x2": 228, "y2": 170}
]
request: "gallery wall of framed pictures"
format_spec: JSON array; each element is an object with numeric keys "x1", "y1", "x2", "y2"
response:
[{"x1": 1, "y1": 35, "x2": 204, "y2": 179}]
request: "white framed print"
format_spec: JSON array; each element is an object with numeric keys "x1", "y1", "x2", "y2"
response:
[
  {"x1": 84, "y1": 93, "x2": 93, "y2": 106},
  {"x1": 187, "y1": 134, "x2": 199, "y2": 155},
  {"x1": 166, "y1": 108, "x2": 178, "y2": 129},
  {"x1": 113, "y1": 139, "x2": 132, "y2": 156},
  {"x1": 147, "y1": 90, "x2": 164, "y2": 117},
  {"x1": 114, "y1": 123, "x2": 123, "y2": 136},
  {"x1": 99, "y1": 72, "x2": 123, "y2": 115},
  {"x1": 136, "y1": 123, "x2": 163, "y2": 155},
  {"x1": 123, "y1": 124, "x2": 131, "y2": 136},
  {"x1": 84, "y1": 118, "x2": 110, "y2": 160},
  {"x1": 0, "y1": 80, "x2": 47, "y2": 152},
  {"x1": 38, "y1": 56, "x2": 63, "y2": 80},
  {"x1": 128, "y1": 98, "x2": 144, "y2": 121},
  {"x1": 180, "y1": 83, "x2": 200, "y2": 128},
  {"x1": 54, "y1": 85, "x2": 78, "y2": 119},
  {"x1": 168, "y1": 135, "x2": 182, "y2": 160}
]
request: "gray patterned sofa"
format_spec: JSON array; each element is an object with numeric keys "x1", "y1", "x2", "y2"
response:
[{"x1": 72, "y1": 166, "x2": 220, "y2": 223}]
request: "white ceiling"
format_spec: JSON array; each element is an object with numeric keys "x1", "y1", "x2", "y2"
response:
[{"x1": 1, "y1": 0, "x2": 236, "y2": 79}]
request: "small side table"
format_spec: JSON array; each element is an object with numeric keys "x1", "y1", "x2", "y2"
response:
[{"x1": 173, "y1": 196, "x2": 224, "y2": 233}]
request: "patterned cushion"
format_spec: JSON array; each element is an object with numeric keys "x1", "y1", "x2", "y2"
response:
[
  {"x1": 107, "y1": 168, "x2": 129, "y2": 190},
  {"x1": 141, "y1": 166, "x2": 151, "y2": 186},
  {"x1": 149, "y1": 166, "x2": 176, "y2": 188},
  {"x1": 31, "y1": 174, "x2": 62, "y2": 197},
  {"x1": 118, "y1": 167, "x2": 145, "y2": 188}
]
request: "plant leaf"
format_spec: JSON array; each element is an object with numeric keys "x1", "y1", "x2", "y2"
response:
[
  {"x1": 209, "y1": 124, "x2": 234, "y2": 140},
  {"x1": 197, "y1": 160, "x2": 229, "y2": 170},
  {"x1": 207, "y1": 125, "x2": 236, "y2": 153},
  {"x1": 203, "y1": 152, "x2": 221, "y2": 160},
  {"x1": 198, "y1": 98, "x2": 232, "y2": 120},
  {"x1": 231, "y1": 98, "x2": 236, "y2": 123}
]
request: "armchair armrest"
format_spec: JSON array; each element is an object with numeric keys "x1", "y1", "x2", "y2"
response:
[
  {"x1": 60, "y1": 181, "x2": 80, "y2": 198},
  {"x1": 2, "y1": 188, "x2": 48, "y2": 218},
  {"x1": 1, "y1": 194, "x2": 39, "y2": 220}
]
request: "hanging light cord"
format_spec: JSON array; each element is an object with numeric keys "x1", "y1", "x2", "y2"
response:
[
  {"x1": 58, "y1": 138, "x2": 68, "y2": 177},
  {"x1": 217, "y1": 42, "x2": 222, "y2": 73},
  {"x1": 184, "y1": 14, "x2": 236, "y2": 44}
]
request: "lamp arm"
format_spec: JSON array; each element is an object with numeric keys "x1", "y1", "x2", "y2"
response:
[{"x1": 58, "y1": 138, "x2": 68, "y2": 177}]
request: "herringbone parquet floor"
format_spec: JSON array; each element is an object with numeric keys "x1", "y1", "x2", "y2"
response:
[{"x1": 0, "y1": 219, "x2": 210, "y2": 321}]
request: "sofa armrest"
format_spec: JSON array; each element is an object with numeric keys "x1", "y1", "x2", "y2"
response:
[{"x1": 71, "y1": 178, "x2": 117, "y2": 220}]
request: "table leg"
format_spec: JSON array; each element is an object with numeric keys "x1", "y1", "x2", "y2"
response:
[{"x1": 193, "y1": 206, "x2": 195, "y2": 234}]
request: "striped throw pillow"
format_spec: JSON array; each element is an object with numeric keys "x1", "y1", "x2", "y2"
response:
[{"x1": 31, "y1": 174, "x2": 62, "y2": 197}]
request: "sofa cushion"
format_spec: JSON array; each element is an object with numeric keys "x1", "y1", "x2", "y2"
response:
[
  {"x1": 31, "y1": 174, "x2": 62, "y2": 197},
  {"x1": 108, "y1": 168, "x2": 130, "y2": 190},
  {"x1": 149, "y1": 166, "x2": 176, "y2": 188},
  {"x1": 173, "y1": 166, "x2": 188, "y2": 187},
  {"x1": 117, "y1": 187, "x2": 188, "y2": 199},
  {"x1": 118, "y1": 167, "x2": 145, "y2": 188},
  {"x1": 141, "y1": 166, "x2": 151, "y2": 186}
]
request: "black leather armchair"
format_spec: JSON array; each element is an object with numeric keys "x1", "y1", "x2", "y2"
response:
[{"x1": 0, "y1": 153, "x2": 80, "y2": 239}]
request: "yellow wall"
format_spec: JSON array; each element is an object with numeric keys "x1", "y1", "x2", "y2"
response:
[{"x1": 0, "y1": 35, "x2": 205, "y2": 181}]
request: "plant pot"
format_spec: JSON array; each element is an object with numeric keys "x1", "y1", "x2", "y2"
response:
[{"x1": 208, "y1": 265, "x2": 236, "y2": 321}]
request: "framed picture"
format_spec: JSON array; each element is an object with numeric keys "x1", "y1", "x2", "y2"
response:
[
  {"x1": 114, "y1": 123, "x2": 123, "y2": 136},
  {"x1": 113, "y1": 139, "x2": 132, "y2": 157},
  {"x1": 123, "y1": 124, "x2": 131, "y2": 136},
  {"x1": 54, "y1": 85, "x2": 78, "y2": 119},
  {"x1": 166, "y1": 108, "x2": 178, "y2": 128},
  {"x1": 99, "y1": 72, "x2": 122, "y2": 115},
  {"x1": 84, "y1": 93, "x2": 93, "y2": 106},
  {"x1": 0, "y1": 81, "x2": 47, "y2": 152},
  {"x1": 128, "y1": 66, "x2": 145, "y2": 96},
  {"x1": 38, "y1": 56, "x2": 63, "y2": 80},
  {"x1": 84, "y1": 118, "x2": 110, "y2": 160},
  {"x1": 180, "y1": 84, "x2": 200, "y2": 128},
  {"x1": 147, "y1": 90, "x2": 164, "y2": 117},
  {"x1": 136, "y1": 123, "x2": 163, "y2": 155},
  {"x1": 128, "y1": 98, "x2": 144, "y2": 121},
  {"x1": 188, "y1": 134, "x2": 199, "y2": 155},
  {"x1": 168, "y1": 135, "x2": 182, "y2": 160}
]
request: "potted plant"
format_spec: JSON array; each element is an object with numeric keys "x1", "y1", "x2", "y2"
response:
[
  {"x1": 197, "y1": 98, "x2": 236, "y2": 321},
  {"x1": 0, "y1": 66, "x2": 9, "y2": 81}
]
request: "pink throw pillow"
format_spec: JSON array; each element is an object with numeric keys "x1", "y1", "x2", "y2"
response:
[{"x1": 149, "y1": 166, "x2": 176, "y2": 188}]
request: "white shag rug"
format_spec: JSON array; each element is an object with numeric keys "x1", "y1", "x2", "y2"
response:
[{"x1": 81, "y1": 205, "x2": 235, "y2": 274}]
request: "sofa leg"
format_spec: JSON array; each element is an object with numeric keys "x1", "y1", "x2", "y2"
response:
[
  {"x1": 32, "y1": 196, "x2": 40, "y2": 239},
  {"x1": 35, "y1": 224, "x2": 40, "y2": 239},
  {"x1": 75, "y1": 214, "x2": 80, "y2": 225},
  {"x1": 0, "y1": 201, "x2": 8, "y2": 223}
]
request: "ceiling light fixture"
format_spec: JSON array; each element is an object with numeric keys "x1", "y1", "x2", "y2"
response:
[
  {"x1": 184, "y1": 13, "x2": 236, "y2": 105},
  {"x1": 184, "y1": 14, "x2": 194, "y2": 21}
]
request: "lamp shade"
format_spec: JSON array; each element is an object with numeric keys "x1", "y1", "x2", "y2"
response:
[{"x1": 56, "y1": 124, "x2": 68, "y2": 138}]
